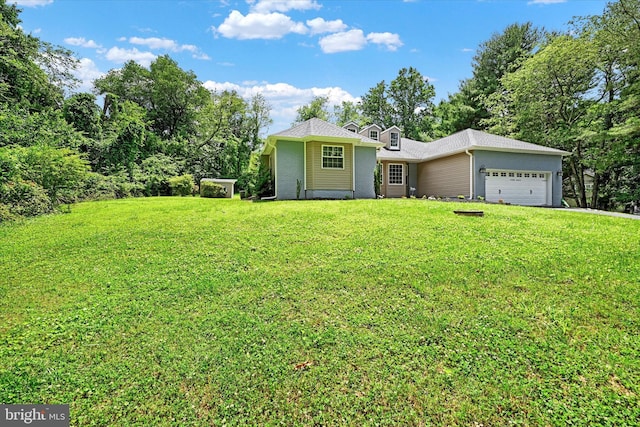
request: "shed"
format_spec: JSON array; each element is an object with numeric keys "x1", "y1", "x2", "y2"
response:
[{"x1": 200, "y1": 178, "x2": 237, "y2": 198}]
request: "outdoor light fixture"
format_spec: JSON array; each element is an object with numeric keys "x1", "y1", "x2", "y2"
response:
[
  {"x1": 479, "y1": 166, "x2": 486, "y2": 174},
  {"x1": 557, "y1": 170, "x2": 563, "y2": 177}
]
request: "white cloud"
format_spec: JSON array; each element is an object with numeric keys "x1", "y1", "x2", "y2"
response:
[
  {"x1": 202, "y1": 79, "x2": 359, "y2": 132},
  {"x1": 129, "y1": 36, "x2": 180, "y2": 50},
  {"x1": 250, "y1": 0, "x2": 321, "y2": 13},
  {"x1": 306, "y1": 17, "x2": 347, "y2": 35},
  {"x1": 214, "y1": 10, "x2": 307, "y2": 39},
  {"x1": 64, "y1": 37, "x2": 102, "y2": 49},
  {"x1": 319, "y1": 29, "x2": 367, "y2": 53},
  {"x1": 11, "y1": 0, "x2": 52, "y2": 7},
  {"x1": 366, "y1": 32, "x2": 403, "y2": 51},
  {"x1": 73, "y1": 58, "x2": 105, "y2": 92},
  {"x1": 104, "y1": 47, "x2": 156, "y2": 67},
  {"x1": 461, "y1": 47, "x2": 474, "y2": 53}
]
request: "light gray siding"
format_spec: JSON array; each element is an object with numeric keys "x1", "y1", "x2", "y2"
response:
[
  {"x1": 473, "y1": 150, "x2": 563, "y2": 207},
  {"x1": 275, "y1": 140, "x2": 304, "y2": 200},
  {"x1": 354, "y1": 146, "x2": 377, "y2": 199}
]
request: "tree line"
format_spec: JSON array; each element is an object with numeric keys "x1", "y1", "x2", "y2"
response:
[
  {"x1": 297, "y1": 0, "x2": 640, "y2": 211},
  {"x1": 1, "y1": 0, "x2": 638, "y2": 221}
]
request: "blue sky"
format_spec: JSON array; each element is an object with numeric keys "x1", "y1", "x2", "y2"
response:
[{"x1": 15, "y1": 0, "x2": 609, "y2": 133}]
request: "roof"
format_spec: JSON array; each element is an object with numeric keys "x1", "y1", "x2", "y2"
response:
[
  {"x1": 377, "y1": 128, "x2": 570, "y2": 162},
  {"x1": 263, "y1": 118, "x2": 383, "y2": 155}
]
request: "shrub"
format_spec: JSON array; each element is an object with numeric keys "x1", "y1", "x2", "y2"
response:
[
  {"x1": 1, "y1": 181, "x2": 53, "y2": 217},
  {"x1": 169, "y1": 174, "x2": 194, "y2": 197},
  {"x1": 0, "y1": 203, "x2": 17, "y2": 223},
  {"x1": 200, "y1": 181, "x2": 226, "y2": 198}
]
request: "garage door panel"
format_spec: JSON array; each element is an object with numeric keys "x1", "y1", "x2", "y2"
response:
[{"x1": 485, "y1": 171, "x2": 548, "y2": 206}]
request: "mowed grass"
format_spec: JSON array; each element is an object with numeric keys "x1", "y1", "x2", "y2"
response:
[{"x1": 1, "y1": 197, "x2": 638, "y2": 426}]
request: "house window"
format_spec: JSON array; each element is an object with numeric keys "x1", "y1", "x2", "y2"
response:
[
  {"x1": 390, "y1": 132, "x2": 399, "y2": 148},
  {"x1": 347, "y1": 128, "x2": 356, "y2": 133},
  {"x1": 322, "y1": 145, "x2": 344, "y2": 169},
  {"x1": 370, "y1": 130, "x2": 379, "y2": 141},
  {"x1": 388, "y1": 164, "x2": 403, "y2": 185}
]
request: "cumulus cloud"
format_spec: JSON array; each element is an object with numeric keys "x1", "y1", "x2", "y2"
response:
[
  {"x1": 306, "y1": 17, "x2": 347, "y2": 35},
  {"x1": 104, "y1": 47, "x2": 156, "y2": 67},
  {"x1": 319, "y1": 29, "x2": 367, "y2": 53},
  {"x1": 319, "y1": 30, "x2": 403, "y2": 54},
  {"x1": 202, "y1": 79, "x2": 359, "y2": 132},
  {"x1": 249, "y1": 0, "x2": 321, "y2": 13},
  {"x1": 366, "y1": 32, "x2": 403, "y2": 51},
  {"x1": 11, "y1": 0, "x2": 52, "y2": 7},
  {"x1": 214, "y1": 10, "x2": 307, "y2": 39},
  {"x1": 64, "y1": 37, "x2": 102, "y2": 49},
  {"x1": 73, "y1": 58, "x2": 105, "y2": 92}
]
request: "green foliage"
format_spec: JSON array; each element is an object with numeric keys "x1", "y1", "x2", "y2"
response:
[
  {"x1": 0, "y1": 180, "x2": 53, "y2": 217},
  {"x1": 200, "y1": 180, "x2": 226, "y2": 198},
  {"x1": 136, "y1": 154, "x2": 180, "y2": 196},
  {"x1": 14, "y1": 144, "x2": 90, "y2": 203},
  {"x1": 0, "y1": 198, "x2": 638, "y2": 424},
  {"x1": 361, "y1": 67, "x2": 436, "y2": 139},
  {"x1": 294, "y1": 96, "x2": 330, "y2": 123},
  {"x1": 169, "y1": 174, "x2": 194, "y2": 196}
]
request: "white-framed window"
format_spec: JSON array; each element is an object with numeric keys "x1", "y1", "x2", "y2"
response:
[
  {"x1": 388, "y1": 164, "x2": 403, "y2": 185},
  {"x1": 390, "y1": 132, "x2": 399, "y2": 148},
  {"x1": 322, "y1": 145, "x2": 344, "y2": 169},
  {"x1": 370, "y1": 130, "x2": 379, "y2": 141}
]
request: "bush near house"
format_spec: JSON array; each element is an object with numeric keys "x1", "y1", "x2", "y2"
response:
[{"x1": 200, "y1": 181, "x2": 226, "y2": 198}]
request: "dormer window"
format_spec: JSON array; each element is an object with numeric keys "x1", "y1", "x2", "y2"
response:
[
  {"x1": 370, "y1": 130, "x2": 379, "y2": 141},
  {"x1": 390, "y1": 132, "x2": 399, "y2": 149},
  {"x1": 347, "y1": 128, "x2": 356, "y2": 133}
]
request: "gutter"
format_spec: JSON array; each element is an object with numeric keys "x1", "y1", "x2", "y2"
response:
[{"x1": 465, "y1": 149, "x2": 473, "y2": 199}]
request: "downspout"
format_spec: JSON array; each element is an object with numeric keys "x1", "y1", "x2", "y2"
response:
[
  {"x1": 352, "y1": 144, "x2": 356, "y2": 199},
  {"x1": 303, "y1": 141, "x2": 307, "y2": 199},
  {"x1": 465, "y1": 150, "x2": 473, "y2": 199}
]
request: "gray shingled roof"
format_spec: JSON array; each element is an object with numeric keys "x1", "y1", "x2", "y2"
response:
[
  {"x1": 270, "y1": 118, "x2": 380, "y2": 144},
  {"x1": 377, "y1": 128, "x2": 569, "y2": 162}
]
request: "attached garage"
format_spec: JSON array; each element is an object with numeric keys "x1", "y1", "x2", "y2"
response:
[{"x1": 484, "y1": 170, "x2": 551, "y2": 206}]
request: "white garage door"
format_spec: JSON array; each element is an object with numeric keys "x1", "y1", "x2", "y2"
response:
[{"x1": 485, "y1": 170, "x2": 549, "y2": 206}]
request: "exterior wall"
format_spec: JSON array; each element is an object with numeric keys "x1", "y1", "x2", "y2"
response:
[
  {"x1": 473, "y1": 150, "x2": 564, "y2": 207},
  {"x1": 354, "y1": 146, "x2": 377, "y2": 199},
  {"x1": 306, "y1": 141, "x2": 353, "y2": 191},
  {"x1": 417, "y1": 152, "x2": 470, "y2": 198},
  {"x1": 380, "y1": 160, "x2": 407, "y2": 198},
  {"x1": 275, "y1": 140, "x2": 304, "y2": 200},
  {"x1": 408, "y1": 163, "x2": 418, "y2": 195}
]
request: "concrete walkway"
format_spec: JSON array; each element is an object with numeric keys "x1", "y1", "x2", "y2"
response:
[{"x1": 557, "y1": 208, "x2": 640, "y2": 220}]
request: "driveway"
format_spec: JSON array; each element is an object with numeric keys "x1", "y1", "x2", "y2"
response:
[{"x1": 558, "y1": 208, "x2": 640, "y2": 220}]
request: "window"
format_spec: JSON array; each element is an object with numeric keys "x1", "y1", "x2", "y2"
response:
[
  {"x1": 500, "y1": 172, "x2": 507, "y2": 177},
  {"x1": 516, "y1": 173, "x2": 522, "y2": 178},
  {"x1": 390, "y1": 132, "x2": 399, "y2": 148},
  {"x1": 508, "y1": 172, "x2": 515, "y2": 177},
  {"x1": 370, "y1": 130, "x2": 379, "y2": 141},
  {"x1": 347, "y1": 127, "x2": 356, "y2": 133},
  {"x1": 322, "y1": 145, "x2": 344, "y2": 169},
  {"x1": 388, "y1": 164, "x2": 403, "y2": 185}
]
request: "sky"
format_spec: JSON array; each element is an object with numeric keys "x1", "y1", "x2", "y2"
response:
[{"x1": 14, "y1": 0, "x2": 610, "y2": 134}]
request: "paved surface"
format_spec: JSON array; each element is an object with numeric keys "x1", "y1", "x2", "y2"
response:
[{"x1": 557, "y1": 208, "x2": 640, "y2": 220}]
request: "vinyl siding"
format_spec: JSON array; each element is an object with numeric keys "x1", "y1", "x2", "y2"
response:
[
  {"x1": 380, "y1": 161, "x2": 407, "y2": 198},
  {"x1": 418, "y1": 152, "x2": 470, "y2": 197},
  {"x1": 306, "y1": 141, "x2": 353, "y2": 190}
]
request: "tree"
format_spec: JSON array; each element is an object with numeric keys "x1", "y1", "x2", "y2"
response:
[
  {"x1": 294, "y1": 96, "x2": 330, "y2": 123},
  {"x1": 63, "y1": 93, "x2": 102, "y2": 140},
  {"x1": 498, "y1": 34, "x2": 598, "y2": 207},
  {"x1": 333, "y1": 100, "x2": 364, "y2": 127},
  {"x1": 361, "y1": 67, "x2": 435, "y2": 140}
]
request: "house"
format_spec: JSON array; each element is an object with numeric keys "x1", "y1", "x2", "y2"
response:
[
  {"x1": 263, "y1": 118, "x2": 568, "y2": 207},
  {"x1": 376, "y1": 128, "x2": 569, "y2": 207},
  {"x1": 261, "y1": 118, "x2": 384, "y2": 199}
]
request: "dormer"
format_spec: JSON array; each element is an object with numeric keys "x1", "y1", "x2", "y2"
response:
[
  {"x1": 381, "y1": 126, "x2": 402, "y2": 151},
  {"x1": 360, "y1": 124, "x2": 382, "y2": 142},
  {"x1": 342, "y1": 121, "x2": 360, "y2": 134}
]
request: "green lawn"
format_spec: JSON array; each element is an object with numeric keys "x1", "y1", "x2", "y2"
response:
[{"x1": 1, "y1": 197, "x2": 638, "y2": 426}]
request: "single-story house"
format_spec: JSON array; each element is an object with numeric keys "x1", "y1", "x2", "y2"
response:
[
  {"x1": 261, "y1": 118, "x2": 384, "y2": 199},
  {"x1": 263, "y1": 118, "x2": 569, "y2": 206},
  {"x1": 376, "y1": 128, "x2": 569, "y2": 206}
]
